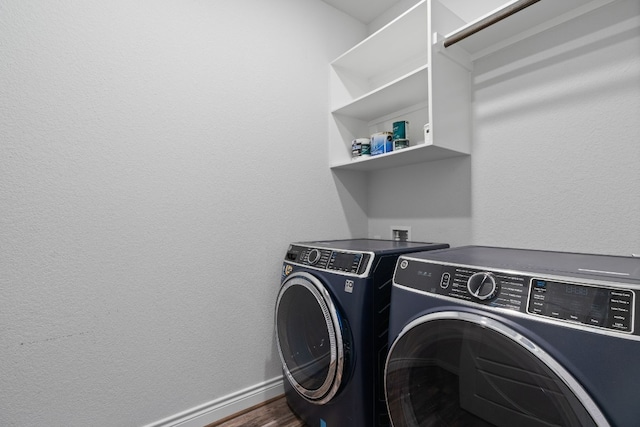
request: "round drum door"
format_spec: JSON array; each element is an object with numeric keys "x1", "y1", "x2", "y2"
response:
[
  {"x1": 385, "y1": 311, "x2": 609, "y2": 427},
  {"x1": 275, "y1": 271, "x2": 347, "y2": 404}
]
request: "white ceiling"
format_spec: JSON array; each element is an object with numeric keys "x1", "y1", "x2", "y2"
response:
[
  {"x1": 320, "y1": 0, "x2": 510, "y2": 25},
  {"x1": 320, "y1": 0, "x2": 403, "y2": 24}
]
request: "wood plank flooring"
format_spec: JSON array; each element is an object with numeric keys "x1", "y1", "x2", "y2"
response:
[{"x1": 206, "y1": 395, "x2": 306, "y2": 427}]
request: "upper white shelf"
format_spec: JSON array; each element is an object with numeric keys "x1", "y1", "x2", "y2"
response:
[
  {"x1": 331, "y1": 65, "x2": 428, "y2": 122},
  {"x1": 331, "y1": 0, "x2": 428, "y2": 79},
  {"x1": 444, "y1": 0, "x2": 618, "y2": 59}
]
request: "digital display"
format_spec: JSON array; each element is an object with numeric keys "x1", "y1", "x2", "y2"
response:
[
  {"x1": 564, "y1": 284, "x2": 589, "y2": 297},
  {"x1": 531, "y1": 280, "x2": 607, "y2": 318},
  {"x1": 331, "y1": 252, "x2": 356, "y2": 271}
]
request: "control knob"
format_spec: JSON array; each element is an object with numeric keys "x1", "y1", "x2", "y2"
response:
[
  {"x1": 467, "y1": 272, "x2": 499, "y2": 301},
  {"x1": 307, "y1": 249, "x2": 321, "y2": 265}
]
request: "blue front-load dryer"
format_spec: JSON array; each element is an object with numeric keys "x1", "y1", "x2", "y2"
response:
[
  {"x1": 385, "y1": 246, "x2": 640, "y2": 427},
  {"x1": 275, "y1": 239, "x2": 449, "y2": 427}
]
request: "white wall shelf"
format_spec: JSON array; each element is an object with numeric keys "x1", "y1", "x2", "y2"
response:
[
  {"x1": 330, "y1": 143, "x2": 467, "y2": 171},
  {"x1": 331, "y1": 1, "x2": 429, "y2": 81},
  {"x1": 328, "y1": 0, "x2": 471, "y2": 172},
  {"x1": 331, "y1": 65, "x2": 428, "y2": 122}
]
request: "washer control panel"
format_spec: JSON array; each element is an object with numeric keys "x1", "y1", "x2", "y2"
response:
[
  {"x1": 395, "y1": 257, "x2": 637, "y2": 335},
  {"x1": 285, "y1": 245, "x2": 371, "y2": 276}
]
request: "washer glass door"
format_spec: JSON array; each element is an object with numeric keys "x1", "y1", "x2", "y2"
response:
[
  {"x1": 385, "y1": 311, "x2": 608, "y2": 427},
  {"x1": 275, "y1": 272, "x2": 345, "y2": 404}
]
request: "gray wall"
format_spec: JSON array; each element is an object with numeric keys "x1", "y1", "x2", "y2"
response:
[
  {"x1": 0, "y1": 1, "x2": 365, "y2": 425},
  {"x1": 369, "y1": 0, "x2": 640, "y2": 256}
]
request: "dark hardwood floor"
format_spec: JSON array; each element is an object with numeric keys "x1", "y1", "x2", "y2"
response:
[{"x1": 206, "y1": 395, "x2": 306, "y2": 427}]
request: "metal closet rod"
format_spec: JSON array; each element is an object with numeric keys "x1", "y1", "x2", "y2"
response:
[{"x1": 443, "y1": 0, "x2": 541, "y2": 48}]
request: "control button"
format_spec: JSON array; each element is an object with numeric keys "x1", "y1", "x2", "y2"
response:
[
  {"x1": 587, "y1": 317, "x2": 604, "y2": 327},
  {"x1": 440, "y1": 273, "x2": 451, "y2": 289},
  {"x1": 533, "y1": 279, "x2": 547, "y2": 290},
  {"x1": 611, "y1": 305, "x2": 630, "y2": 315},
  {"x1": 611, "y1": 290, "x2": 633, "y2": 299},
  {"x1": 467, "y1": 272, "x2": 499, "y2": 301},
  {"x1": 610, "y1": 322, "x2": 631, "y2": 332},
  {"x1": 610, "y1": 299, "x2": 631, "y2": 307},
  {"x1": 587, "y1": 306, "x2": 605, "y2": 326},
  {"x1": 307, "y1": 249, "x2": 321, "y2": 265}
]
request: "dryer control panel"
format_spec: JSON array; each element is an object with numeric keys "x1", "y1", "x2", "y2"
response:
[
  {"x1": 528, "y1": 278, "x2": 633, "y2": 333},
  {"x1": 394, "y1": 257, "x2": 637, "y2": 335},
  {"x1": 285, "y1": 245, "x2": 372, "y2": 276}
]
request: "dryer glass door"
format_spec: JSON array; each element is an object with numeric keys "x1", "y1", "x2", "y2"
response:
[
  {"x1": 275, "y1": 272, "x2": 345, "y2": 404},
  {"x1": 385, "y1": 311, "x2": 607, "y2": 427}
]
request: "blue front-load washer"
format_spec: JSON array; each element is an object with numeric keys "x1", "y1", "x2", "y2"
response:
[
  {"x1": 385, "y1": 246, "x2": 640, "y2": 427},
  {"x1": 275, "y1": 239, "x2": 449, "y2": 427}
]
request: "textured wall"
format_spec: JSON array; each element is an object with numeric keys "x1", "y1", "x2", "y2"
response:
[
  {"x1": 470, "y1": 0, "x2": 640, "y2": 254},
  {"x1": 0, "y1": 1, "x2": 364, "y2": 425},
  {"x1": 369, "y1": 0, "x2": 640, "y2": 255}
]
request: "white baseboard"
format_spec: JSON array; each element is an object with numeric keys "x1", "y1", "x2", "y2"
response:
[{"x1": 143, "y1": 376, "x2": 285, "y2": 427}]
